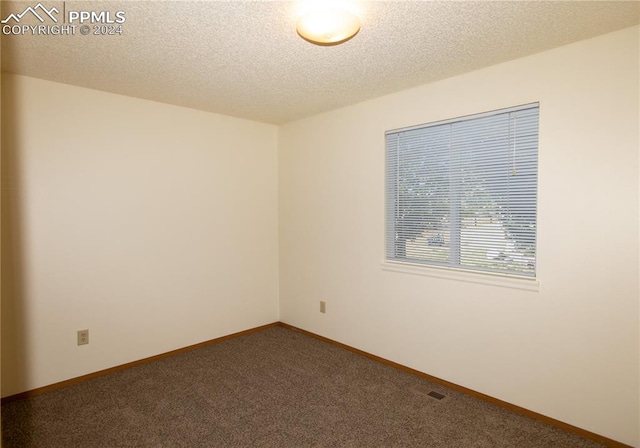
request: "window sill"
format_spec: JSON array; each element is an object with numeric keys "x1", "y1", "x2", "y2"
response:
[{"x1": 380, "y1": 261, "x2": 540, "y2": 292}]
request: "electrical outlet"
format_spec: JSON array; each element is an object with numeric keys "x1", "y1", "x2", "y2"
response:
[
  {"x1": 320, "y1": 301, "x2": 326, "y2": 313},
  {"x1": 77, "y1": 329, "x2": 89, "y2": 346}
]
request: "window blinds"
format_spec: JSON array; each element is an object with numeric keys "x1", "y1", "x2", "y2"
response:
[{"x1": 385, "y1": 104, "x2": 539, "y2": 277}]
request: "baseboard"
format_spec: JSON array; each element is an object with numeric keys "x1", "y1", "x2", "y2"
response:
[
  {"x1": 1, "y1": 322, "x2": 280, "y2": 404},
  {"x1": 278, "y1": 322, "x2": 631, "y2": 448},
  {"x1": 1, "y1": 320, "x2": 631, "y2": 448}
]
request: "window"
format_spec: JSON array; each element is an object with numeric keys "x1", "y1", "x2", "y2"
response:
[{"x1": 385, "y1": 104, "x2": 539, "y2": 278}]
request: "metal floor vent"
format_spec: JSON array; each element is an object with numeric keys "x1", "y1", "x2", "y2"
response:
[
  {"x1": 427, "y1": 391, "x2": 446, "y2": 400},
  {"x1": 410, "y1": 384, "x2": 447, "y2": 400}
]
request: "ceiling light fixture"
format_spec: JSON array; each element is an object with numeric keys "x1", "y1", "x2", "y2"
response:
[{"x1": 296, "y1": 7, "x2": 361, "y2": 46}]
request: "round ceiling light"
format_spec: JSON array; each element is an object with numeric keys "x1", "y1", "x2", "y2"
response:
[{"x1": 296, "y1": 8, "x2": 361, "y2": 46}]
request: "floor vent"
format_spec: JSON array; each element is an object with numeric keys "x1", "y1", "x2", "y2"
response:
[
  {"x1": 410, "y1": 385, "x2": 446, "y2": 400},
  {"x1": 427, "y1": 391, "x2": 446, "y2": 400}
]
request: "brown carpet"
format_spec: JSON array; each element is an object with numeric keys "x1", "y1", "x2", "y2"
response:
[{"x1": 2, "y1": 326, "x2": 604, "y2": 447}]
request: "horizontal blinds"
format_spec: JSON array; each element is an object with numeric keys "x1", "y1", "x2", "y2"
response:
[{"x1": 385, "y1": 104, "x2": 539, "y2": 277}]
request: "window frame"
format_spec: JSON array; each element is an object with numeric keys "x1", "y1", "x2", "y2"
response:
[{"x1": 383, "y1": 103, "x2": 540, "y2": 288}]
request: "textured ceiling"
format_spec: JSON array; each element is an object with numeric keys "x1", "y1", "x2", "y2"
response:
[{"x1": 2, "y1": 1, "x2": 639, "y2": 124}]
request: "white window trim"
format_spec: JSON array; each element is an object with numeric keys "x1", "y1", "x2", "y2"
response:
[
  {"x1": 384, "y1": 102, "x2": 539, "y2": 281},
  {"x1": 381, "y1": 260, "x2": 540, "y2": 292}
]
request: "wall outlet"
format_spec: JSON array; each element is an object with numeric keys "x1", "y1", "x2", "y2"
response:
[
  {"x1": 77, "y1": 329, "x2": 89, "y2": 346},
  {"x1": 320, "y1": 301, "x2": 326, "y2": 314}
]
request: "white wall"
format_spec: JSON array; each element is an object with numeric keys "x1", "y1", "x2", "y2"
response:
[
  {"x1": 0, "y1": 54, "x2": 3, "y2": 448},
  {"x1": 279, "y1": 26, "x2": 640, "y2": 446},
  {"x1": 1, "y1": 74, "x2": 280, "y2": 397},
  {"x1": 1, "y1": 24, "x2": 638, "y2": 448}
]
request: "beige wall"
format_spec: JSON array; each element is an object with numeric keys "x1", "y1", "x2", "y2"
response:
[
  {"x1": 0, "y1": 45, "x2": 3, "y2": 447},
  {"x1": 279, "y1": 26, "x2": 639, "y2": 446},
  {"x1": 1, "y1": 74, "x2": 280, "y2": 396},
  {"x1": 1, "y1": 24, "x2": 638, "y2": 448}
]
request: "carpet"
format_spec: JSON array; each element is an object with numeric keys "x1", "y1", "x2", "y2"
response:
[{"x1": 2, "y1": 326, "x2": 604, "y2": 447}]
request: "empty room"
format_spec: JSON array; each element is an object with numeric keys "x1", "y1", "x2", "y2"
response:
[{"x1": 1, "y1": 1, "x2": 639, "y2": 447}]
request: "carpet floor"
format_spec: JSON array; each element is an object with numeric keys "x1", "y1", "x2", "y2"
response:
[{"x1": 2, "y1": 325, "x2": 604, "y2": 447}]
